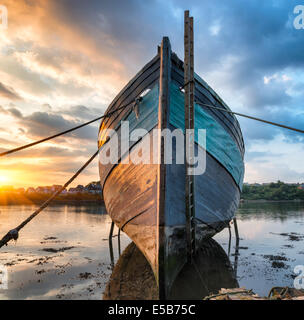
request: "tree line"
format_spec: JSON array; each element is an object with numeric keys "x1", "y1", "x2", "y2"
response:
[{"x1": 241, "y1": 181, "x2": 304, "y2": 201}]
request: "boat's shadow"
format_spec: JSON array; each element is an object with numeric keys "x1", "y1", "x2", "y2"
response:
[{"x1": 103, "y1": 238, "x2": 239, "y2": 300}]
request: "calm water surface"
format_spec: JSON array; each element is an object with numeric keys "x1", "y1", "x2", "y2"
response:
[{"x1": 0, "y1": 201, "x2": 303, "y2": 299}]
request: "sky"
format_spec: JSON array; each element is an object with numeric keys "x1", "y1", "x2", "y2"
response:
[{"x1": 0, "y1": 0, "x2": 303, "y2": 188}]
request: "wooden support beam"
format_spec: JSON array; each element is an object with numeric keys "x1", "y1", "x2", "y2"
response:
[
  {"x1": 233, "y1": 218, "x2": 239, "y2": 277},
  {"x1": 118, "y1": 228, "x2": 121, "y2": 257},
  {"x1": 184, "y1": 10, "x2": 196, "y2": 263},
  {"x1": 108, "y1": 221, "x2": 115, "y2": 268},
  {"x1": 157, "y1": 36, "x2": 171, "y2": 300},
  {"x1": 233, "y1": 217, "x2": 240, "y2": 245}
]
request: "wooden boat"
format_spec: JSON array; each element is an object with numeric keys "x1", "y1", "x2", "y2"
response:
[
  {"x1": 103, "y1": 239, "x2": 239, "y2": 300},
  {"x1": 98, "y1": 37, "x2": 244, "y2": 299}
]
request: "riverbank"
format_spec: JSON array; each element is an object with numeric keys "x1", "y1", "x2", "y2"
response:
[
  {"x1": 1, "y1": 201, "x2": 304, "y2": 299},
  {"x1": 204, "y1": 287, "x2": 304, "y2": 300},
  {"x1": 242, "y1": 181, "x2": 304, "y2": 201},
  {"x1": 0, "y1": 193, "x2": 104, "y2": 205}
]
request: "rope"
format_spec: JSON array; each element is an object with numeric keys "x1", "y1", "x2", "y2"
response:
[
  {"x1": 0, "y1": 149, "x2": 99, "y2": 249},
  {"x1": 203, "y1": 289, "x2": 254, "y2": 300},
  {"x1": 179, "y1": 79, "x2": 195, "y2": 91},
  {"x1": 0, "y1": 101, "x2": 135, "y2": 157},
  {"x1": 268, "y1": 286, "x2": 289, "y2": 299},
  {"x1": 0, "y1": 97, "x2": 138, "y2": 247},
  {"x1": 195, "y1": 101, "x2": 304, "y2": 135}
]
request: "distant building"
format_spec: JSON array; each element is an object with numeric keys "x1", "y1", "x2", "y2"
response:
[
  {"x1": 67, "y1": 183, "x2": 101, "y2": 195},
  {"x1": 36, "y1": 187, "x2": 47, "y2": 193},
  {"x1": 87, "y1": 182, "x2": 102, "y2": 194},
  {"x1": 68, "y1": 187, "x2": 78, "y2": 194},
  {"x1": 26, "y1": 187, "x2": 36, "y2": 194},
  {"x1": 51, "y1": 185, "x2": 62, "y2": 192}
]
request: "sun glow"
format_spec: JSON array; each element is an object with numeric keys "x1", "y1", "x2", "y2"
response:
[{"x1": 0, "y1": 173, "x2": 11, "y2": 186}]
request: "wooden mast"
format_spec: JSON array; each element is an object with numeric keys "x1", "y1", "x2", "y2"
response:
[{"x1": 184, "y1": 10, "x2": 196, "y2": 262}]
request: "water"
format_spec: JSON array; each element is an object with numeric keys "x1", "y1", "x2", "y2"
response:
[
  {"x1": 0, "y1": 201, "x2": 304, "y2": 299},
  {"x1": 215, "y1": 201, "x2": 304, "y2": 296},
  {"x1": 0, "y1": 204, "x2": 130, "y2": 300}
]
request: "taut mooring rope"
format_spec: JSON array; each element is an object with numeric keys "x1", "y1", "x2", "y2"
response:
[
  {"x1": 0, "y1": 98, "x2": 140, "y2": 247},
  {"x1": 0, "y1": 101, "x2": 135, "y2": 157},
  {"x1": 0, "y1": 149, "x2": 99, "y2": 248},
  {"x1": 195, "y1": 101, "x2": 304, "y2": 135}
]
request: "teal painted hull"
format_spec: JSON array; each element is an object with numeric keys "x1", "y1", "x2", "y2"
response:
[{"x1": 98, "y1": 40, "x2": 244, "y2": 299}]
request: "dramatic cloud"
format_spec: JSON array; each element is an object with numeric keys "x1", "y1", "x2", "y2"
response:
[
  {"x1": 0, "y1": 0, "x2": 303, "y2": 186},
  {"x1": 0, "y1": 82, "x2": 22, "y2": 100},
  {"x1": 0, "y1": 105, "x2": 98, "y2": 142}
]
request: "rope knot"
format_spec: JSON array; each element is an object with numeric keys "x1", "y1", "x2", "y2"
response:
[
  {"x1": 9, "y1": 229, "x2": 19, "y2": 241},
  {"x1": 133, "y1": 97, "x2": 142, "y2": 119}
]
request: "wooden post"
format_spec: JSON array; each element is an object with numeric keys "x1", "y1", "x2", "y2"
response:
[
  {"x1": 108, "y1": 221, "x2": 115, "y2": 268},
  {"x1": 233, "y1": 217, "x2": 240, "y2": 246},
  {"x1": 233, "y1": 218, "x2": 239, "y2": 277},
  {"x1": 184, "y1": 10, "x2": 196, "y2": 263},
  {"x1": 118, "y1": 228, "x2": 121, "y2": 257},
  {"x1": 157, "y1": 36, "x2": 171, "y2": 300},
  {"x1": 228, "y1": 224, "x2": 232, "y2": 256}
]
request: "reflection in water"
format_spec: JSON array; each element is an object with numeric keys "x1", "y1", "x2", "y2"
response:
[
  {"x1": 104, "y1": 238, "x2": 239, "y2": 300},
  {"x1": 1, "y1": 202, "x2": 303, "y2": 299},
  {"x1": 0, "y1": 204, "x2": 129, "y2": 300},
  {"x1": 238, "y1": 202, "x2": 304, "y2": 222}
]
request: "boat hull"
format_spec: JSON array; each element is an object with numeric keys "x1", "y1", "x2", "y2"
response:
[
  {"x1": 98, "y1": 38, "x2": 244, "y2": 299},
  {"x1": 103, "y1": 239, "x2": 239, "y2": 300}
]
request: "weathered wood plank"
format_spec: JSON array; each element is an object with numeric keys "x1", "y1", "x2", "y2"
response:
[
  {"x1": 171, "y1": 52, "x2": 244, "y2": 138},
  {"x1": 171, "y1": 66, "x2": 245, "y2": 155},
  {"x1": 170, "y1": 82, "x2": 244, "y2": 188},
  {"x1": 101, "y1": 54, "x2": 160, "y2": 125},
  {"x1": 184, "y1": 12, "x2": 196, "y2": 261},
  {"x1": 100, "y1": 65, "x2": 160, "y2": 134},
  {"x1": 157, "y1": 36, "x2": 171, "y2": 300},
  {"x1": 99, "y1": 85, "x2": 159, "y2": 188},
  {"x1": 103, "y1": 132, "x2": 158, "y2": 272}
]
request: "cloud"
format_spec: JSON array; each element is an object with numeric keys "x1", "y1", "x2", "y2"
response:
[
  {"x1": 0, "y1": 0, "x2": 303, "y2": 185},
  {"x1": 0, "y1": 105, "x2": 98, "y2": 141},
  {"x1": 0, "y1": 82, "x2": 22, "y2": 100},
  {"x1": 62, "y1": 105, "x2": 102, "y2": 120},
  {"x1": 0, "y1": 137, "x2": 18, "y2": 146},
  {"x1": 245, "y1": 161, "x2": 304, "y2": 184}
]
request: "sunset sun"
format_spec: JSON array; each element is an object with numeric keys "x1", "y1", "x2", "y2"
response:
[{"x1": 0, "y1": 173, "x2": 10, "y2": 185}]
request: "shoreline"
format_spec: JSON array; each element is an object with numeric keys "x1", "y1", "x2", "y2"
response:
[
  {"x1": 0, "y1": 199, "x2": 105, "y2": 206},
  {"x1": 1, "y1": 199, "x2": 303, "y2": 206}
]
